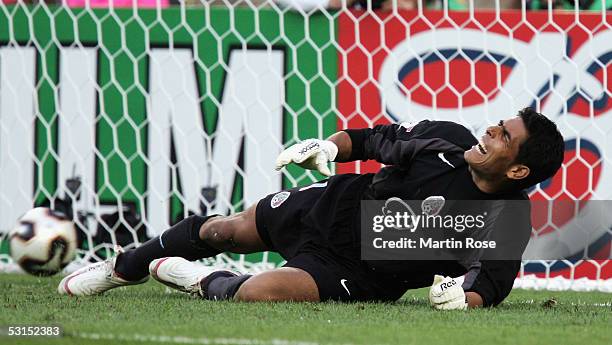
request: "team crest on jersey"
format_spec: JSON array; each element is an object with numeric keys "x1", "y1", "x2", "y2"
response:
[
  {"x1": 270, "y1": 191, "x2": 291, "y2": 208},
  {"x1": 421, "y1": 196, "x2": 445, "y2": 216}
]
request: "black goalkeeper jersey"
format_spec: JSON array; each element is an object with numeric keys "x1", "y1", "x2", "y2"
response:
[{"x1": 331, "y1": 120, "x2": 532, "y2": 307}]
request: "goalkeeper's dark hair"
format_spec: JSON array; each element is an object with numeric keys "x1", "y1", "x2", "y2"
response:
[{"x1": 512, "y1": 107, "x2": 565, "y2": 190}]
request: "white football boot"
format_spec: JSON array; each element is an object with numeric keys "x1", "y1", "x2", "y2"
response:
[
  {"x1": 58, "y1": 249, "x2": 148, "y2": 296},
  {"x1": 149, "y1": 257, "x2": 228, "y2": 297}
]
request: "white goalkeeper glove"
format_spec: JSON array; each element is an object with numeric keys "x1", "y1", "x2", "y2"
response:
[
  {"x1": 429, "y1": 275, "x2": 468, "y2": 310},
  {"x1": 275, "y1": 139, "x2": 338, "y2": 177}
]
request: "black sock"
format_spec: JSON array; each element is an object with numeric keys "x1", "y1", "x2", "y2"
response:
[
  {"x1": 200, "y1": 271, "x2": 252, "y2": 300},
  {"x1": 115, "y1": 215, "x2": 222, "y2": 281}
]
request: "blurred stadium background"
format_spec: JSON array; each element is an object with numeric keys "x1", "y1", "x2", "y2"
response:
[{"x1": 0, "y1": 0, "x2": 610, "y2": 293}]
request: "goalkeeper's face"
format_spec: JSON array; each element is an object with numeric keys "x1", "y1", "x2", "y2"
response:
[{"x1": 464, "y1": 116, "x2": 530, "y2": 184}]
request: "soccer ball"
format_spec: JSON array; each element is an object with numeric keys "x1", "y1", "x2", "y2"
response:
[{"x1": 9, "y1": 207, "x2": 78, "y2": 276}]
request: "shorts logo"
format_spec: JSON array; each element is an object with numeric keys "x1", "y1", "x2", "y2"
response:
[
  {"x1": 270, "y1": 191, "x2": 291, "y2": 209},
  {"x1": 421, "y1": 196, "x2": 445, "y2": 216},
  {"x1": 340, "y1": 279, "x2": 351, "y2": 296}
]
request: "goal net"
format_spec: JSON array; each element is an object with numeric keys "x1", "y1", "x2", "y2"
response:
[{"x1": 0, "y1": 1, "x2": 610, "y2": 292}]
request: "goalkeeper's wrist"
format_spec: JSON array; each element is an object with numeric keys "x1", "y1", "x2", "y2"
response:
[
  {"x1": 326, "y1": 131, "x2": 352, "y2": 162},
  {"x1": 320, "y1": 139, "x2": 339, "y2": 162}
]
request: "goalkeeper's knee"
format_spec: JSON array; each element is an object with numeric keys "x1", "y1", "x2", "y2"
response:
[{"x1": 199, "y1": 217, "x2": 238, "y2": 251}]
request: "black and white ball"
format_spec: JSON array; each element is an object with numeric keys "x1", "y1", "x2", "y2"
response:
[{"x1": 9, "y1": 208, "x2": 77, "y2": 276}]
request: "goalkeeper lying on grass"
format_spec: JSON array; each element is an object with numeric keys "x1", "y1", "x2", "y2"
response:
[{"x1": 58, "y1": 107, "x2": 564, "y2": 309}]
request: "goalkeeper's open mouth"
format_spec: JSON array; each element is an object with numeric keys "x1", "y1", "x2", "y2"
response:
[
  {"x1": 464, "y1": 136, "x2": 492, "y2": 168},
  {"x1": 476, "y1": 138, "x2": 488, "y2": 155},
  {"x1": 467, "y1": 137, "x2": 488, "y2": 157}
]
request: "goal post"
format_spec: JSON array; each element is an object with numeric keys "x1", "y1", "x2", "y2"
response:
[{"x1": 0, "y1": 1, "x2": 610, "y2": 291}]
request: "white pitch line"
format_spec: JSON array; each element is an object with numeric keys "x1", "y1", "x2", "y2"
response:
[
  {"x1": 71, "y1": 332, "x2": 375, "y2": 345},
  {"x1": 509, "y1": 300, "x2": 612, "y2": 307}
]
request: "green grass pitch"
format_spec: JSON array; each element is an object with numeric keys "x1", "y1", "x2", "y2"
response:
[{"x1": 1, "y1": 273, "x2": 611, "y2": 345}]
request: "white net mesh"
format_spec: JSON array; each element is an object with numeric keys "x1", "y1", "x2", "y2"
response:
[{"x1": 0, "y1": 0, "x2": 610, "y2": 291}]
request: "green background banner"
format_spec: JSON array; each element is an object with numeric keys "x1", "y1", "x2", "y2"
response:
[
  {"x1": 0, "y1": 5, "x2": 337, "y2": 261},
  {"x1": 0, "y1": 5, "x2": 337, "y2": 215}
]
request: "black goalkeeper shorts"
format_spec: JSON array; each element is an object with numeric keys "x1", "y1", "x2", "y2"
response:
[{"x1": 255, "y1": 176, "x2": 408, "y2": 302}]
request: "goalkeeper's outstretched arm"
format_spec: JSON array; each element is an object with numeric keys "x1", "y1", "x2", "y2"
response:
[
  {"x1": 338, "y1": 120, "x2": 475, "y2": 166},
  {"x1": 276, "y1": 121, "x2": 414, "y2": 173},
  {"x1": 276, "y1": 120, "x2": 464, "y2": 174}
]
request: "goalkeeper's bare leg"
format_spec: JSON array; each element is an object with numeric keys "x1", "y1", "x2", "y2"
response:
[{"x1": 149, "y1": 255, "x2": 319, "y2": 301}]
